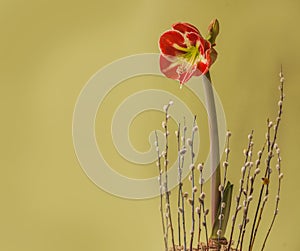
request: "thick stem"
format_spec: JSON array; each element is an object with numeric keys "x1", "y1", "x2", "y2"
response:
[{"x1": 202, "y1": 71, "x2": 221, "y2": 226}]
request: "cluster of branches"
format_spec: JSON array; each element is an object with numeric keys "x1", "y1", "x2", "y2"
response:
[{"x1": 155, "y1": 70, "x2": 285, "y2": 251}]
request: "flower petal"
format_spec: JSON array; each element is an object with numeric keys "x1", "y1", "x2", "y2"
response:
[
  {"x1": 195, "y1": 48, "x2": 218, "y2": 75},
  {"x1": 159, "y1": 55, "x2": 180, "y2": 80},
  {"x1": 207, "y1": 47, "x2": 218, "y2": 66},
  {"x1": 198, "y1": 36, "x2": 211, "y2": 55},
  {"x1": 159, "y1": 30, "x2": 187, "y2": 56},
  {"x1": 196, "y1": 61, "x2": 209, "y2": 75},
  {"x1": 172, "y1": 22, "x2": 201, "y2": 35},
  {"x1": 186, "y1": 32, "x2": 201, "y2": 47},
  {"x1": 160, "y1": 55, "x2": 197, "y2": 84}
]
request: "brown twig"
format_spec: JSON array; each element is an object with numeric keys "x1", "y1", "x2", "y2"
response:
[
  {"x1": 188, "y1": 116, "x2": 198, "y2": 251},
  {"x1": 198, "y1": 163, "x2": 209, "y2": 248},
  {"x1": 235, "y1": 133, "x2": 254, "y2": 251},
  {"x1": 176, "y1": 124, "x2": 182, "y2": 247},
  {"x1": 154, "y1": 130, "x2": 168, "y2": 251},
  {"x1": 217, "y1": 131, "x2": 231, "y2": 247},
  {"x1": 178, "y1": 118, "x2": 188, "y2": 251},
  {"x1": 261, "y1": 144, "x2": 283, "y2": 251},
  {"x1": 249, "y1": 68, "x2": 284, "y2": 251},
  {"x1": 238, "y1": 141, "x2": 266, "y2": 250},
  {"x1": 162, "y1": 102, "x2": 176, "y2": 251},
  {"x1": 227, "y1": 130, "x2": 254, "y2": 250}
]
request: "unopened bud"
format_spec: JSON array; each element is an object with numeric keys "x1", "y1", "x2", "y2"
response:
[
  {"x1": 219, "y1": 185, "x2": 224, "y2": 192},
  {"x1": 190, "y1": 164, "x2": 195, "y2": 171},
  {"x1": 192, "y1": 186, "x2": 198, "y2": 193},
  {"x1": 200, "y1": 192, "x2": 206, "y2": 200},
  {"x1": 207, "y1": 18, "x2": 220, "y2": 45},
  {"x1": 197, "y1": 163, "x2": 204, "y2": 171},
  {"x1": 179, "y1": 148, "x2": 187, "y2": 155},
  {"x1": 268, "y1": 121, "x2": 273, "y2": 128},
  {"x1": 199, "y1": 178, "x2": 205, "y2": 185},
  {"x1": 187, "y1": 138, "x2": 192, "y2": 146},
  {"x1": 241, "y1": 166, "x2": 246, "y2": 174},
  {"x1": 255, "y1": 168, "x2": 261, "y2": 175},
  {"x1": 192, "y1": 125, "x2": 198, "y2": 132}
]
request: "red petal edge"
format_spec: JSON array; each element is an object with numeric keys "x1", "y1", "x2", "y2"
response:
[
  {"x1": 172, "y1": 22, "x2": 201, "y2": 35},
  {"x1": 159, "y1": 30, "x2": 187, "y2": 56}
]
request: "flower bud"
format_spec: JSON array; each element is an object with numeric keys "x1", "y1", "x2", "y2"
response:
[
  {"x1": 207, "y1": 19, "x2": 219, "y2": 45},
  {"x1": 197, "y1": 163, "x2": 204, "y2": 171},
  {"x1": 189, "y1": 164, "x2": 195, "y2": 171},
  {"x1": 192, "y1": 186, "x2": 198, "y2": 193},
  {"x1": 187, "y1": 138, "x2": 192, "y2": 146},
  {"x1": 200, "y1": 192, "x2": 206, "y2": 200}
]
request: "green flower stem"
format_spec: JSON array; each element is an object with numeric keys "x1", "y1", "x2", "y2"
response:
[{"x1": 202, "y1": 71, "x2": 221, "y2": 226}]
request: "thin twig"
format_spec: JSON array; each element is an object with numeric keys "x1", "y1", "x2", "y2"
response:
[
  {"x1": 261, "y1": 144, "x2": 283, "y2": 251},
  {"x1": 227, "y1": 130, "x2": 254, "y2": 250},
  {"x1": 236, "y1": 134, "x2": 253, "y2": 251},
  {"x1": 238, "y1": 141, "x2": 266, "y2": 250},
  {"x1": 155, "y1": 131, "x2": 168, "y2": 251},
  {"x1": 217, "y1": 131, "x2": 231, "y2": 247},
  {"x1": 249, "y1": 68, "x2": 284, "y2": 251},
  {"x1": 163, "y1": 102, "x2": 176, "y2": 251},
  {"x1": 176, "y1": 124, "x2": 182, "y2": 247},
  {"x1": 178, "y1": 118, "x2": 188, "y2": 251},
  {"x1": 198, "y1": 163, "x2": 209, "y2": 248},
  {"x1": 188, "y1": 116, "x2": 197, "y2": 251}
]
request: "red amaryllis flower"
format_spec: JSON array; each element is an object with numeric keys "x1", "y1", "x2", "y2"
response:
[{"x1": 159, "y1": 22, "x2": 217, "y2": 85}]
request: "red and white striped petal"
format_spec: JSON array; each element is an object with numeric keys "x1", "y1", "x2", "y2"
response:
[
  {"x1": 186, "y1": 32, "x2": 201, "y2": 47},
  {"x1": 172, "y1": 22, "x2": 201, "y2": 35},
  {"x1": 159, "y1": 54, "x2": 198, "y2": 84},
  {"x1": 159, "y1": 30, "x2": 187, "y2": 56}
]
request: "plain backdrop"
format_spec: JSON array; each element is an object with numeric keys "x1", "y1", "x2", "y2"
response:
[{"x1": 0, "y1": 0, "x2": 298, "y2": 250}]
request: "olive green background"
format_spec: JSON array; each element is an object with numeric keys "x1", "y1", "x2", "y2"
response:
[{"x1": 0, "y1": 0, "x2": 299, "y2": 250}]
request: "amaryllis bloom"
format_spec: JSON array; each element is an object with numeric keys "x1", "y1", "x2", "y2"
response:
[{"x1": 159, "y1": 22, "x2": 217, "y2": 85}]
